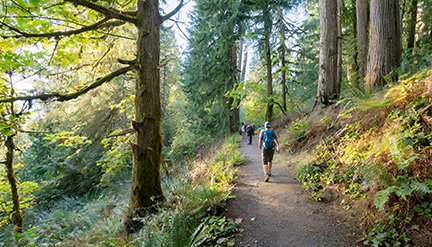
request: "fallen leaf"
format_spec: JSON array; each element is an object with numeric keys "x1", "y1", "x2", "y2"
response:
[
  {"x1": 251, "y1": 218, "x2": 255, "y2": 221},
  {"x1": 235, "y1": 218, "x2": 243, "y2": 224}
]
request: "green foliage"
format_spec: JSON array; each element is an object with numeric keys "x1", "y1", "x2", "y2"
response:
[
  {"x1": 295, "y1": 69, "x2": 432, "y2": 246},
  {"x1": 169, "y1": 124, "x2": 214, "y2": 161},
  {"x1": 0, "y1": 164, "x2": 39, "y2": 226},
  {"x1": 182, "y1": 0, "x2": 247, "y2": 137},
  {"x1": 0, "y1": 191, "x2": 124, "y2": 246},
  {"x1": 374, "y1": 180, "x2": 432, "y2": 211},
  {"x1": 97, "y1": 132, "x2": 133, "y2": 185},
  {"x1": 287, "y1": 118, "x2": 310, "y2": 142},
  {"x1": 43, "y1": 131, "x2": 92, "y2": 148},
  {"x1": 295, "y1": 162, "x2": 323, "y2": 201},
  {"x1": 364, "y1": 214, "x2": 409, "y2": 247},
  {"x1": 21, "y1": 133, "x2": 103, "y2": 202},
  {"x1": 0, "y1": 134, "x2": 241, "y2": 246}
]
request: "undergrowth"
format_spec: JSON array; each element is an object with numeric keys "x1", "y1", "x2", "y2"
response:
[
  {"x1": 294, "y1": 70, "x2": 432, "y2": 246},
  {"x1": 0, "y1": 135, "x2": 244, "y2": 247}
]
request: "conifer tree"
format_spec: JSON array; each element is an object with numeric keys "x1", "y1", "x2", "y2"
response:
[{"x1": 182, "y1": 0, "x2": 246, "y2": 135}]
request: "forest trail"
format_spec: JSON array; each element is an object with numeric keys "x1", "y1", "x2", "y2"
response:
[{"x1": 226, "y1": 135, "x2": 363, "y2": 247}]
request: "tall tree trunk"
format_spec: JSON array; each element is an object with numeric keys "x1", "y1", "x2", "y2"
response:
[
  {"x1": 127, "y1": 0, "x2": 164, "y2": 229},
  {"x1": 356, "y1": 0, "x2": 368, "y2": 87},
  {"x1": 161, "y1": 65, "x2": 169, "y2": 147},
  {"x1": 264, "y1": 5, "x2": 273, "y2": 121},
  {"x1": 241, "y1": 48, "x2": 248, "y2": 83},
  {"x1": 407, "y1": 0, "x2": 418, "y2": 51},
  {"x1": 365, "y1": 0, "x2": 402, "y2": 92},
  {"x1": 349, "y1": 0, "x2": 359, "y2": 87},
  {"x1": 281, "y1": 46, "x2": 287, "y2": 112},
  {"x1": 315, "y1": 0, "x2": 338, "y2": 108},
  {"x1": 229, "y1": 43, "x2": 239, "y2": 133},
  {"x1": 240, "y1": 44, "x2": 247, "y2": 102},
  {"x1": 278, "y1": 6, "x2": 287, "y2": 112},
  {"x1": 336, "y1": 0, "x2": 344, "y2": 96},
  {"x1": 5, "y1": 135, "x2": 23, "y2": 232},
  {"x1": 238, "y1": 38, "x2": 244, "y2": 76}
]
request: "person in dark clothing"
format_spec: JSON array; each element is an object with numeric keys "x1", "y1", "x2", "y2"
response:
[{"x1": 246, "y1": 123, "x2": 254, "y2": 145}]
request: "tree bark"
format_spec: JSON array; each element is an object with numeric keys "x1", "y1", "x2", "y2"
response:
[
  {"x1": 349, "y1": 0, "x2": 359, "y2": 87},
  {"x1": 5, "y1": 135, "x2": 23, "y2": 231},
  {"x1": 365, "y1": 0, "x2": 402, "y2": 92},
  {"x1": 336, "y1": 0, "x2": 344, "y2": 96},
  {"x1": 281, "y1": 46, "x2": 287, "y2": 112},
  {"x1": 264, "y1": 5, "x2": 273, "y2": 121},
  {"x1": 315, "y1": 0, "x2": 338, "y2": 107},
  {"x1": 127, "y1": 0, "x2": 164, "y2": 228},
  {"x1": 238, "y1": 38, "x2": 244, "y2": 76},
  {"x1": 229, "y1": 43, "x2": 240, "y2": 133},
  {"x1": 241, "y1": 49, "x2": 247, "y2": 83},
  {"x1": 356, "y1": 0, "x2": 368, "y2": 87},
  {"x1": 407, "y1": 0, "x2": 418, "y2": 51},
  {"x1": 161, "y1": 64, "x2": 169, "y2": 147}
]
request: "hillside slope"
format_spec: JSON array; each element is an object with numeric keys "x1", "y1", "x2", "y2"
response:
[{"x1": 285, "y1": 70, "x2": 432, "y2": 246}]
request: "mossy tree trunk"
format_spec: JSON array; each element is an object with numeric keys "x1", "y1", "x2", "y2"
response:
[
  {"x1": 229, "y1": 43, "x2": 240, "y2": 133},
  {"x1": 127, "y1": 0, "x2": 165, "y2": 224},
  {"x1": 365, "y1": 0, "x2": 402, "y2": 92},
  {"x1": 356, "y1": 0, "x2": 368, "y2": 87},
  {"x1": 5, "y1": 135, "x2": 23, "y2": 232},
  {"x1": 336, "y1": 0, "x2": 344, "y2": 97},
  {"x1": 407, "y1": 0, "x2": 418, "y2": 51}
]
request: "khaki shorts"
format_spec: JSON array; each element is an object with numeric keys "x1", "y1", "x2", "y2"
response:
[{"x1": 262, "y1": 148, "x2": 275, "y2": 164}]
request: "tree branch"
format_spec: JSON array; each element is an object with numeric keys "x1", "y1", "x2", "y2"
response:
[
  {"x1": 0, "y1": 65, "x2": 136, "y2": 104},
  {"x1": 18, "y1": 129, "x2": 49, "y2": 134},
  {"x1": 1, "y1": 17, "x2": 117, "y2": 39},
  {"x1": 105, "y1": 128, "x2": 134, "y2": 138},
  {"x1": 65, "y1": 0, "x2": 137, "y2": 24},
  {"x1": 162, "y1": 0, "x2": 184, "y2": 22},
  {"x1": 162, "y1": 110, "x2": 180, "y2": 121},
  {"x1": 118, "y1": 58, "x2": 137, "y2": 65},
  {"x1": 274, "y1": 101, "x2": 287, "y2": 115}
]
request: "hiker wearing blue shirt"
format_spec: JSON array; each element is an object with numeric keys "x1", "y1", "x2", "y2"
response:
[{"x1": 258, "y1": 122, "x2": 280, "y2": 182}]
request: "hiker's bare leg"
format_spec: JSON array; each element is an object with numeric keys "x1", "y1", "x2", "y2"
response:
[
  {"x1": 263, "y1": 163, "x2": 269, "y2": 175},
  {"x1": 268, "y1": 161, "x2": 272, "y2": 174}
]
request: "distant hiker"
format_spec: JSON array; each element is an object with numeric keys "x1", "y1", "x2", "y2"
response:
[
  {"x1": 246, "y1": 123, "x2": 254, "y2": 145},
  {"x1": 241, "y1": 122, "x2": 246, "y2": 140},
  {"x1": 258, "y1": 122, "x2": 280, "y2": 182}
]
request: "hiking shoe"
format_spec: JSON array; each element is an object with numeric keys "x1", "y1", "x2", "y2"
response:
[
  {"x1": 264, "y1": 174, "x2": 270, "y2": 182},
  {"x1": 268, "y1": 172, "x2": 272, "y2": 177}
]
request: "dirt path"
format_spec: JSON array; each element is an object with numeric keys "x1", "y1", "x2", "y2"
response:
[{"x1": 226, "y1": 135, "x2": 363, "y2": 247}]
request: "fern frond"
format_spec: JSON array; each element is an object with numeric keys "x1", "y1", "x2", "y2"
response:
[
  {"x1": 374, "y1": 186, "x2": 398, "y2": 211},
  {"x1": 189, "y1": 217, "x2": 211, "y2": 247},
  {"x1": 395, "y1": 183, "x2": 412, "y2": 200},
  {"x1": 410, "y1": 182, "x2": 432, "y2": 194},
  {"x1": 170, "y1": 212, "x2": 189, "y2": 247}
]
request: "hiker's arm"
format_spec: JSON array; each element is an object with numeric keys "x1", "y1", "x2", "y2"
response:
[
  {"x1": 258, "y1": 135, "x2": 263, "y2": 149},
  {"x1": 275, "y1": 138, "x2": 280, "y2": 153}
]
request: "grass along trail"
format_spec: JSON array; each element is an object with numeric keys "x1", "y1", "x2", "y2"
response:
[{"x1": 226, "y1": 135, "x2": 364, "y2": 247}]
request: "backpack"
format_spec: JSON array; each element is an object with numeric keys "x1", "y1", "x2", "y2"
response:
[
  {"x1": 246, "y1": 125, "x2": 253, "y2": 134},
  {"x1": 262, "y1": 130, "x2": 275, "y2": 149}
]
